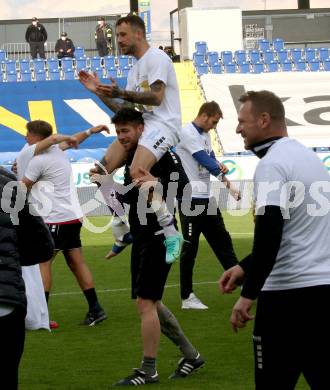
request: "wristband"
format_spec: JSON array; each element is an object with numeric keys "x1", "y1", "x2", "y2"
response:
[{"x1": 85, "y1": 128, "x2": 92, "y2": 136}]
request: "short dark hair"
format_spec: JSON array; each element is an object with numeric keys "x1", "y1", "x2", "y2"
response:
[
  {"x1": 239, "y1": 90, "x2": 285, "y2": 121},
  {"x1": 26, "y1": 120, "x2": 53, "y2": 138},
  {"x1": 111, "y1": 108, "x2": 144, "y2": 126},
  {"x1": 116, "y1": 14, "x2": 146, "y2": 37},
  {"x1": 198, "y1": 101, "x2": 223, "y2": 118}
]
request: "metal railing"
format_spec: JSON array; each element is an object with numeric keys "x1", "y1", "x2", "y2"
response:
[{"x1": 1, "y1": 42, "x2": 57, "y2": 60}]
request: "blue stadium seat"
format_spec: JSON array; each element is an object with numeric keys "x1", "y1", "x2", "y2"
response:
[
  {"x1": 118, "y1": 55, "x2": 129, "y2": 68},
  {"x1": 272, "y1": 38, "x2": 285, "y2": 51},
  {"x1": 20, "y1": 70, "x2": 32, "y2": 82},
  {"x1": 318, "y1": 47, "x2": 329, "y2": 61},
  {"x1": 106, "y1": 67, "x2": 118, "y2": 78},
  {"x1": 206, "y1": 51, "x2": 219, "y2": 65},
  {"x1": 291, "y1": 48, "x2": 303, "y2": 62},
  {"x1": 90, "y1": 56, "x2": 101, "y2": 70},
  {"x1": 323, "y1": 58, "x2": 330, "y2": 71},
  {"x1": 6, "y1": 70, "x2": 17, "y2": 82},
  {"x1": 224, "y1": 62, "x2": 236, "y2": 73},
  {"x1": 120, "y1": 66, "x2": 130, "y2": 77},
  {"x1": 221, "y1": 51, "x2": 233, "y2": 65},
  {"x1": 281, "y1": 60, "x2": 293, "y2": 72},
  {"x1": 104, "y1": 55, "x2": 116, "y2": 69},
  {"x1": 64, "y1": 68, "x2": 75, "y2": 80},
  {"x1": 276, "y1": 49, "x2": 289, "y2": 63},
  {"x1": 195, "y1": 41, "x2": 208, "y2": 54},
  {"x1": 74, "y1": 47, "x2": 85, "y2": 58},
  {"x1": 308, "y1": 59, "x2": 320, "y2": 72},
  {"x1": 0, "y1": 72, "x2": 3, "y2": 82},
  {"x1": 4, "y1": 60, "x2": 17, "y2": 73},
  {"x1": 258, "y1": 38, "x2": 270, "y2": 51},
  {"x1": 249, "y1": 50, "x2": 261, "y2": 64},
  {"x1": 0, "y1": 50, "x2": 6, "y2": 61},
  {"x1": 263, "y1": 50, "x2": 276, "y2": 64},
  {"x1": 35, "y1": 69, "x2": 46, "y2": 81},
  {"x1": 19, "y1": 59, "x2": 31, "y2": 72},
  {"x1": 252, "y1": 62, "x2": 264, "y2": 73},
  {"x1": 61, "y1": 57, "x2": 74, "y2": 71},
  {"x1": 305, "y1": 47, "x2": 317, "y2": 62},
  {"x1": 234, "y1": 50, "x2": 247, "y2": 65},
  {"x1": 75, "y1": 57, "x2": 87, "y2": 71},
  {"x1": 193, "y1": 52, "x2": 205, "y2": 66},
  {"x1": 33, "y1": 59, "x2": 45, "y2": 72},
  {"x1": 49, "y1": 68, "x2": 61, "y2": 81},
  {"x1": 239, "y1": 62, "x2": 250, "y2": 73},
  {"x1": 47, "y1": 58, "x2": 59, "y2": 72},
  {"x1": 94, "y1": 67, "x2": 104, "y2": 79},
  {"x1": 295, "y1": 59, "x2": 306, "y2": 71},
  {"x1": 211, "y1": 63, "x2": 222, "y2": 74},
  {"x1": 196, "y1": 63, "x2": 209, "y2": 75},
  {"x1": 267, "y1": 60, "x2": 279, "y2": 72}
]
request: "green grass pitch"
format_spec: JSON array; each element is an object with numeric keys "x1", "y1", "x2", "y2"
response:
[{"x1": 19, "y1": 212, "x2": 309, "y2": 389}]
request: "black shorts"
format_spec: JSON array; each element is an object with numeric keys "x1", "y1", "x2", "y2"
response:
[
  {"x1": 47, "y1": 222, "x2": 82, "y2": 251},
  {"x1": 131, "y1": 233, "x2": 171, "y2": 301}
]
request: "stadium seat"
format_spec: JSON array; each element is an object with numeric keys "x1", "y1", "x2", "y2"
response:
[
  {"x1": 258, "y1": 38, "x2": 270, "y2": 51},
  {"x1": 291, "y1": 48, "x2": 303, "y2": 62},
  {"x1": 75, "y1": 57, "x2": 88, "y2": 71},
  {"x1": 304, "y1": 47, "x2": 317, "y2": 62},
  {"x1": 281, "y1": 60, "x2": 293, "y2": 71},
  {"x1": 318, "y1": 47, "x2": 329, "y2": 61},
  {"x1": 47, "y1": 58, "x2": 59, "y2": 72},
  {"x1": 20, "y1": 70, "x2": 32, "y2": 82},
  {"x1": 263, "y1": 50, "x2": 276, "y2": 64},
  {"x1": 106, "y1": 66, "x2": 118, "y2": 78},
  {"x1": 224, "y1": 62, "x2": 236, "y2": 73},
  {"x1": 195, "y1": 41, "x2": 208, "y2": 54},
  {"x1": 4, "y1": 60, "x2": 17, "y2": 73},
  {"x1": 239, "y1": 62, "x2": 250, "y2": 73},
  {"x1": 61, "y1": 57, "x2": 74, "y2": 71},
  {"x1": 308, "y1": 59, "x2": 320, "y2": 72},
  {"x1": 94, "y1": 67, "x2": 104, "y2": 79},
  {"x1": 252, "y1": 62, "x2": 264, "y2": 73},
  {"x1": 196, "y1": 63, "x2": 209, "y2": 75},
  {"x1": 6, "y1": 70, "x2": 17, "y2": 82},
  {"x1": 267, "y1": 60, "x2": 279, "y2": 72},
  {"x1": 35, "y1": 69, "x2": 46, "y2": 81},
  {"x1": 221, "y1": 51, "x2": 233, "y2": 65},
  {"x1": 63, "y1": 68, "x2": 75, "y2": 80},
  {"x1": 294, "y1": 59, "x2": 306, "y2": 71},
  {"x1": 323, "y1": 59, "x2": 330, "y2": 71},
  {"x1": 118, "y1": 55, "x2": 129, "y2": 68},
  {"x1": 193, "y1": 52, "x2": 206, "y2": 66},
  {"x1": 249, "y1": 50, "x2": 261, "y2": 64},
  {"x1": 0, "y1": 50, "x2": 6, "y2": 61},
  {"x1": 19, "y1": 59, "x2": 31, "y2": 73},
  {"x1": 272, "y1": 38, "x2": 285, "y2": 51},
  {"x1": 104, "y1": 55, "x2": 116, "y2": 69},
  {"x1": 49, "y1": 68, "x2": 61, "y2": 81},
  {"x1": 90, "y1": 56, "x2": 101, "y2": 70},
  {"x1": 74, "y1": 47, "x2": 85, "y2": 58},
  {"x1": 234, "y1": 50, "x2": 248, "y2": 65},
  {"x1": 120, "y1": 66, "x2": 130, "y2": 77},
  {"x1": 33, "y1": 59, "x2": 45, "y2": 72},
  {"x1": 276, "y1": 49, "x2": 289, "y2": 63},
  {"x1": 211, "y1": 63, "x2": 222, "y2": 74},
  {"x1": 0, "y1": 72, "x2": 3, "y2": 82},
  {"x1": 206, "y1": 51, "x2": 219, "y2": 65}
]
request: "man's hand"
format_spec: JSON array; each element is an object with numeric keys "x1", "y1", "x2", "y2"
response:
[
  {"x1": 219, "y1": 264, "x2": 245, "y2": 294},
  {"x1": 132, "y1": 168, "x2": 157, "y2": 189},
  {"x1": 90, "y1": 124, "x2": 110, "y2": 135},
  {"x1": 230, "y1": 296, "x2": 254, "y2": 333},
  {"x1": 218, "y1": 162, "x2": 229, "y2": 175},
  {"x1": 96, "y1": 77, "x2": 121, "y2": 98},
  {"x1": 78, "y1": 70, "x2": 101, "y2": 93}
]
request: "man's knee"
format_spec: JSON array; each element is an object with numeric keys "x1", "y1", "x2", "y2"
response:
[{"x1": 136, "y1": 297, "x2": 157, "y2": 316}]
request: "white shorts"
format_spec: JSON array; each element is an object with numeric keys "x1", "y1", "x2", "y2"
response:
[{"x1": 138, "y1": 120, "x2": 179, "y2": 161}]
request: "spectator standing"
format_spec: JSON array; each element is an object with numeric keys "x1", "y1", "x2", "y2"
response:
[
  {"x1": 25, "y1": 17, "x2": 47, "y2": 59},
  {"x1": 55, "y1": 32, "x2": 75, "y2": 59},
  {"x1": 95, "y1": 16, "x2": 113, "y2": 56}
]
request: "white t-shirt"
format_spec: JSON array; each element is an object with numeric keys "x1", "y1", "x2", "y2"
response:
[
  {"x1": 16, "y1": 143, "x2": 37, "y2": 180},
  {"x1": 176, "y1": 122, "x2": 213, "y2": 198},
  {"x1": 24, "y1": 145, "x2": 83, "y2": 223},
  {"x1": 126, "y1": 47, "x2": 181, "y2": 140},
  {"x1": 253, "y1": 137, "x2": 330, "y2": 290}
]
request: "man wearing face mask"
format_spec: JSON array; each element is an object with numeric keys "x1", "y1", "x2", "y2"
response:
[
  {"x1": 55, "y1": 32, "x2": 75, "y2": 59},
  {"x1": 95, "y1": 16, "x2": 113, "y2": 57},
  {"x1": 25, "y1": 17, "x2": 48, "y2": 59}
]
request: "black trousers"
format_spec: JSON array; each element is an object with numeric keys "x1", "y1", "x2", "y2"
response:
[
  {"x1": 254, "y1": 286, "x2": 330, "y2": 390},
  {"x1": 96, "y1": 41, "x2": 109, "y2": 57},
  {"x1": 0, "y1": 307, "x2": 26, "y2": 390},
  {"x1": 29, "y1": 42, "x2": 45, "y2": 59},
  {"x1": 178, "y1": 198, "x2": 238, "y2": 299}
]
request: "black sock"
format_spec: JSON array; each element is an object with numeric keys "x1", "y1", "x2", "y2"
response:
[
  {"x1": 45, "y1": 291, "x2": 50, "y2": 304},
  {"x1": 141, "y1": 356, "x2": 156, "y2": 376},
  {"x1": 83, "y1": 288, "x2": 102, "y2": 312}
]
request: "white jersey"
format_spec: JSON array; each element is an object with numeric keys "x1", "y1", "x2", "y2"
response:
[
  {"x1": 176, "y1": 122, "x2": 213, "y2": 198},
  {"x1": 16, "y1": 143, "x2": 37, "y2": 180},
  {"x1": 127, "y1": 47, "x2": 181, "y2": 141},
  {"x1": 253, "y1": 137, "x2": 330, "y2": 290},
  {"x1": 24, "y1": 145, "x2": 83, "y2": 223}
]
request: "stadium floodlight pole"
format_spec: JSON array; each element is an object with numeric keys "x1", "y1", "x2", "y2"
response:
[
  {"x1": 130, "y1": 0, "x2": 139, "y2": 13},
  {"x1": 298, "y1": 0, "x2": 310, "y2": 9}
]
